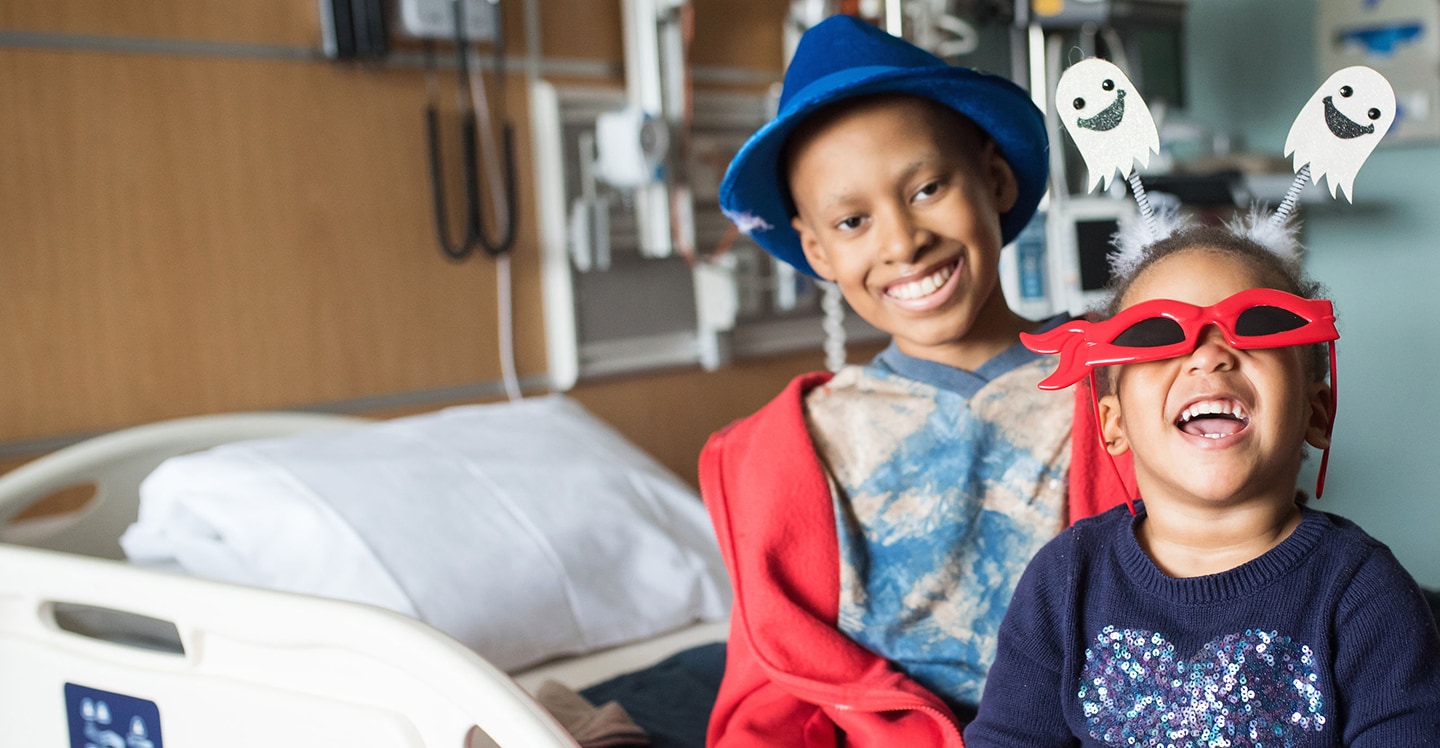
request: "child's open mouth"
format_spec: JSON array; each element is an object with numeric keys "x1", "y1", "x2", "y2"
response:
[
  {"x1": 884, "y1": 258, "x2": 960, "y2": 306},
  {"x1": 1175, "y1": 398, "x2": 1251, "y2": 440}
]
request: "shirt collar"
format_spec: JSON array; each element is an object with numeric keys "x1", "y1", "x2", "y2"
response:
[{"x1": 869, "y1": 313, "x2": 1070, "y2": 397}]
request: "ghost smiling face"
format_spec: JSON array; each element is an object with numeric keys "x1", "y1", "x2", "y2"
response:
[
  {"x1": 1284, "y1": 65, "x2": 1396, "y2": 202},
  {"x1": 1056, "y1": 58, "x2": 1161, "y2": 193}
]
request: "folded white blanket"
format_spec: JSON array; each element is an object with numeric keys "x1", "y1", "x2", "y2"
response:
[{"x1": 121, "y1": 396, "x2": 730, "y2": 672}]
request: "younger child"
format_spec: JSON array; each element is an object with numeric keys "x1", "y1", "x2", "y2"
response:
[
  {"x1": 964, "y1": 224, "x2": 1440, "y2": 746},
  {"x1": 702, "y1": 14, "x2": 1126, "y2": 748}
]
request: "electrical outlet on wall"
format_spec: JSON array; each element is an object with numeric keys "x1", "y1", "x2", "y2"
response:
[{"x1": 394, "y1": 0, "x2": 496, "y2": 41}]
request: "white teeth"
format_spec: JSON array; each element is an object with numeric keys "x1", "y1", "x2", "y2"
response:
[
  {"x1": 888, "y1": 264, "x2": 953, "y2": 300},
  {"x1": 1178, "y1": 400, "x2": 1249, "y2": 424}
]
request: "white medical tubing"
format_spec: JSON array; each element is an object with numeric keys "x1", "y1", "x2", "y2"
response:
[
  {"x1": 495, "y1": 253, "x2": 522, "y2": 401},
  {"x1": 466, "y1": 12, "x2": 521, "y2": 402},
  {"x1": 821, "y1": 281, "x2": 846, "y2": 373}
]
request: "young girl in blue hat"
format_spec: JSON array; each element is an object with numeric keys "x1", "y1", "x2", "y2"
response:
[
  {"x1": 701, "y1": 15, "x2": 1129, "y2": 747},
  {"x1": 963, "y1": 224, "x2": 1440, "y2": 746}
]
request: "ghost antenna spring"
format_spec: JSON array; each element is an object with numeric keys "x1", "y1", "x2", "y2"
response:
[
  {"x1": 1270, "y1": 165, "x2": 1311, "y2": 226},
  {"x1": 1127, "y1": 168, "x2": 1159, "y2": 241},
  {"x1": 424, "y1": 0, "x2": 518, "y2": 259}
]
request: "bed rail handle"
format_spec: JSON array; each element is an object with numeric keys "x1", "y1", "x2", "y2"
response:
[{"x1": 48, "y1": 601, "x2": 186, "y2": 657}]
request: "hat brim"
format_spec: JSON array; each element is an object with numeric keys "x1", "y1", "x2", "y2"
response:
[{"x1": 720, "y1": 65, "x2": 1048, "y2": 278}]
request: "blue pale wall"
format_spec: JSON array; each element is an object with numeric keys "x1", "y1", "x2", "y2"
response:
[{"x1": 1187, "y1": 0, "x2": 1440, "y2": 587}]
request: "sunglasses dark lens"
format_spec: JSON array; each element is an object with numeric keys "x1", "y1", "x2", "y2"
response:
[
  {"x1": 1235, "y1": 305, "x2": 1308, "y2": 337},
  {"x1": 1112, "y1": 317, "x2": 1186, "y2": 347}
]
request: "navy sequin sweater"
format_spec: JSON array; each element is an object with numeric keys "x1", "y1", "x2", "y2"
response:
[{"x1": 964, "y1": 502, "x2": 1440, "y2": 747}]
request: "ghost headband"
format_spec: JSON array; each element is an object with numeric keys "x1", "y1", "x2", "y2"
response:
[{"x1": 1056, "y1": 61, "x2": 1397, "y2": 273}]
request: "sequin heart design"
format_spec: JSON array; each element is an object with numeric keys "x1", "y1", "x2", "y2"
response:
[{"x1": 1080, "y1": 626, "x2": 1326, "y2": 747}]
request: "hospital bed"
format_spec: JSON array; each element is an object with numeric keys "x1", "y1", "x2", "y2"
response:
[{"x1": 0, "y1": 404, "x2": 729, "y2": 748}]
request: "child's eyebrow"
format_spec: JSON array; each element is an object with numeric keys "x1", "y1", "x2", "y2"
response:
[
  {"x1": 814, "y1": 159, "x2": 934, "y2": 213},
  {"x1": 814, "y1": 190, "x2": 861, "y2": 213},
  {"x1": 896, "y1": 159, "x2": 931, "y2": 184}
]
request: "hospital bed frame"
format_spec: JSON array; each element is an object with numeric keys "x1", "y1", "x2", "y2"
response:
[{"x1": 0, "y1": 411, "x2": 726, "y2": 747}]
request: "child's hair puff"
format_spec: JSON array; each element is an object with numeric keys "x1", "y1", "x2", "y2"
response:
[{"x1": 1101, "y1": 207, "x2": 1330, "y2": 382}]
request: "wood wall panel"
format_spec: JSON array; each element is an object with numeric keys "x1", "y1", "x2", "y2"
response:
[
  {"x1": 0, "y1": 1, "x2": 788, "y2": 73},
  {"x1": 0, "y1": 0, "x2": 322, "y2": 47},
  {"x1": 537, "y1": 0, "x2": 786, "y2": 78},
  {"x1": 538, "y1": 0, "x2": 625, "y2": 66},
  {"x1": 0, "y1": 2, "x2": 823, "y2": 487},
  {"x1": 691, "y1": 0, "x2": 786, "y2": 72},
  {"x1": 0, "y1": 47, "x2": 545, "y2": 441}
]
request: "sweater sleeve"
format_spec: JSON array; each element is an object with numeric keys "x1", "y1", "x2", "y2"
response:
[
  {"x1": 1334, "y1": 548, "x2": 1440, "y2": 745},
  {"x1": 963, "y1": 535, "x2": 1080, "y2": 747}
]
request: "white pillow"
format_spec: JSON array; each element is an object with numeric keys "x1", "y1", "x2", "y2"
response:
[{"x1": 120, "y1": 396, "x2": 731, "y2": 672}]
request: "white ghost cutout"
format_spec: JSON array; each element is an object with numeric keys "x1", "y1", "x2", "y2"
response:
[
  {"x1": 1284, "y1": 66, "x2": 1395, "y2": 202},
  {"x1": 1056, "y1": 58, "x2": 1161, "y2": 193}
]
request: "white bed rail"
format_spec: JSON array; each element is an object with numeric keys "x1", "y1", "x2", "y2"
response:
[
  {"x1": 0, "y1": 412, "x2": 368, "y2": 558},
  {"x1": 0, "y1": 543, "x2": 581, "y2": 748}
]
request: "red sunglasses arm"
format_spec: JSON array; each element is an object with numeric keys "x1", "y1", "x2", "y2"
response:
[{"x1": 1022, "y1": 323, "x2": 1098, "y2": 391}]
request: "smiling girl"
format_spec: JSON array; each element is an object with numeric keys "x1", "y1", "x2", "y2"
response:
[{"x1": 963, "y1": 224, "x2": 1440, "y2": 747}]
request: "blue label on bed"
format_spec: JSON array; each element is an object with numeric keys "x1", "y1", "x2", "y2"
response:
[{"x1": 65, "y1": 683, "x2": 163, "y2": 748}]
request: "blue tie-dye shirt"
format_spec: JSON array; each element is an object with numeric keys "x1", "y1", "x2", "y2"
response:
[{"x1": 805, "y1": 327, "x2": 1072, "y2": 719}]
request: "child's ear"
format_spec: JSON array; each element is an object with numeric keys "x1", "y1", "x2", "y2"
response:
[
  {"x1": 982, "y1": 140, "x2": 1019, "y2": 214},
  {"x1": 793, "y1": 216, "x2": 837, "y2": 281},
  {"x1": 1304, "y1": 381, "x2": 1333, "y2": 450},
  {"x1": 1097, "y1": 392, "x2": 1131, "y2": 456}
]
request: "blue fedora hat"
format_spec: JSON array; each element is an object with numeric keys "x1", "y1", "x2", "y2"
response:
[{"x1": 719, "y1": 15, "x2": 1048, "y2": 278}]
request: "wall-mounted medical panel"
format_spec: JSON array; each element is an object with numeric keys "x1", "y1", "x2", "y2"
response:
[{"x1": 531, "y1": 82, "x2": 883, "y2": 389}]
